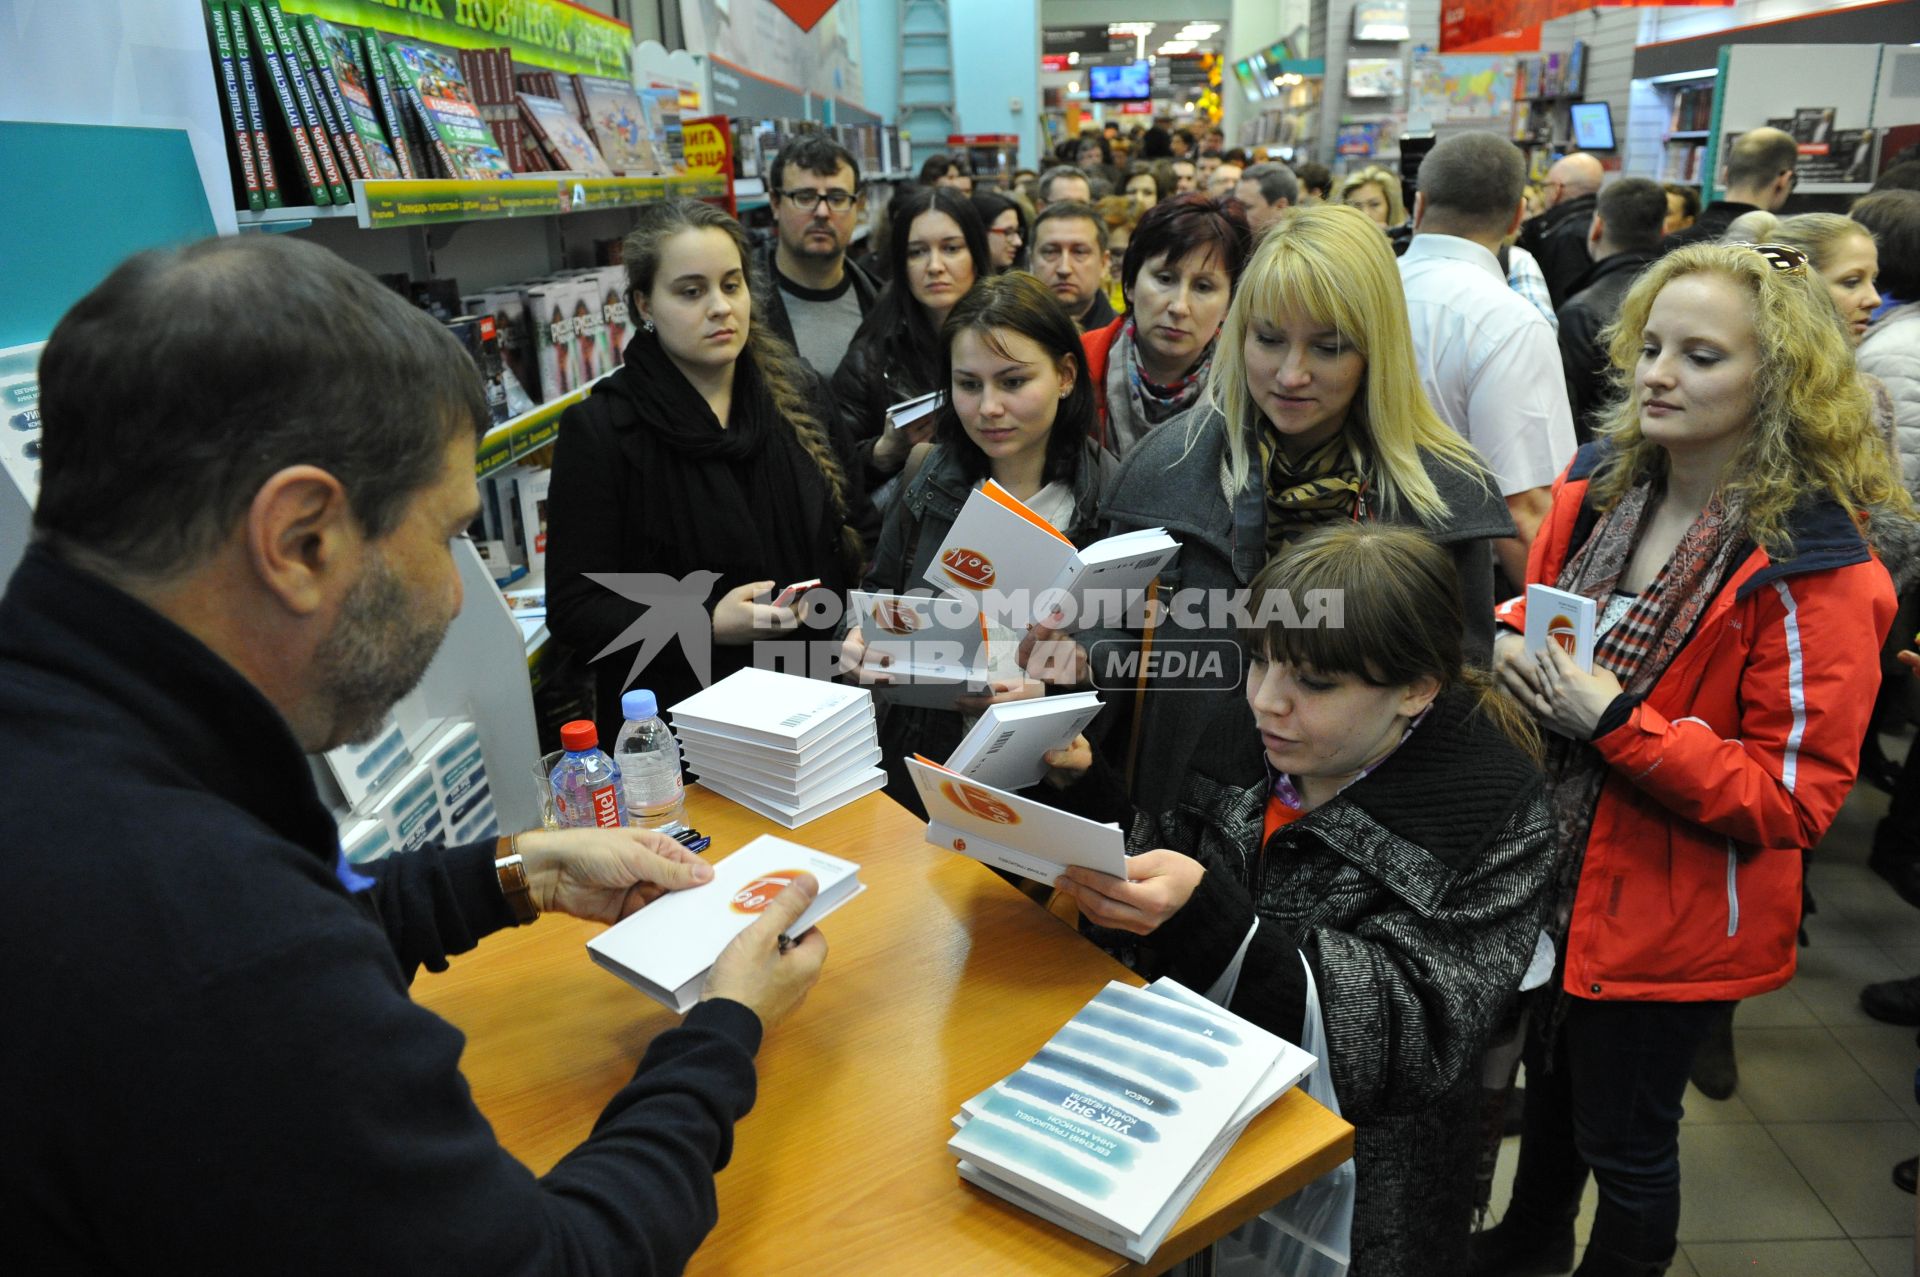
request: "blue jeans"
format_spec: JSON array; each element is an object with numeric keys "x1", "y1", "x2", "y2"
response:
[{"x1": 1506, "y1": 996, "x2": 1731, "y2": 1263}]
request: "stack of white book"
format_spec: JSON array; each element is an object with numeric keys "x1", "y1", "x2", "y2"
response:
[
  {"x1": 666, "y1": 668, "x2": 885, "y2": 828},
  {"x1": 950, "y1": 978, "x2": 1317, "y2": 1262},
  {"x1": 587, "y1": 834, "x2": 864, "y2": 1011}
]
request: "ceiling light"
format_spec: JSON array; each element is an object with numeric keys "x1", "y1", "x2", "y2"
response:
[
  {"x1": 1067, "y1": 51, "x2": 1079, "y2": 65},
  {"x1": 1158, "y1": 41, "x2": 1196, "y2": 54},
  {"x1": 1107, "y1": 22, "x2": 1155, "y2": 36}
]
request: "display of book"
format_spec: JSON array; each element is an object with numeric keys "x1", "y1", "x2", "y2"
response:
[
  {"x1": 383, "y1": 38, "x2": 514, "y2": 180},
  {"x1": 950, "y1": 978, "x2": 1316, "y2": 1260},
  {"x1": 572, "y1": 73, "x2": 663, "y2": 176},
  {"x1": 518, "y1": 92, "x2": 612, "y2": 175},
  {"x1": 258, "y1": 0, "x2": 352, "y2": 201},
  {"x1": 308, "y1": 16, "x2": 400, "y2": 180}
]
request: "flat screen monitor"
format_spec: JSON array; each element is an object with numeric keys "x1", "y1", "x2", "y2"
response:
[
  {"x1": 1088, "y1": 62, "x2": 1151, "y2": 102},
  {"x1": 1353, "y1": 2, "x2": 1410, "y2": 42},
  {"x1": 1569, "y1": 101, "x2": 1615, "y2": 150}
]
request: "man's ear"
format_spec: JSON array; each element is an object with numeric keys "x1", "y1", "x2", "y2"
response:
[
  {"x1": 244, "y1": 465, "x2": 358, "y2": 618},
  {"x1": 1411, "y1": 191, "x2": 1428, "y2": 230}
]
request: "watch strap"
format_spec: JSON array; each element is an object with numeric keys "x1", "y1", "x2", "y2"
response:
[{"x1": 494, "y1": 849, "x2": 538, "y2": 925}]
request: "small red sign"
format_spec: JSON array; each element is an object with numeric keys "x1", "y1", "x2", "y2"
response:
[{"x1": 770, "y1": 0, "x2": 839, "y2": 33}]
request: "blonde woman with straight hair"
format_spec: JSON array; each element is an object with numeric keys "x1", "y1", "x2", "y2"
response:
[
  {"x1": 1043, "y1": 523, "x2": 1555, "y2": 1276},
  {"x1": 1076, "y1": 203, "x2": 1512, "y2": 814},
  {"x1": 1338, "y1": 165, "x2": 1406, "y2": 229}
]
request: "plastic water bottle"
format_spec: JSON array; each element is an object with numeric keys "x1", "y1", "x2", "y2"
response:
[
  {"x1": 549, "y1": 720, "x2": 626, "y2": 830},
  {"x1": 614, "y1": 689, "x2": 686, "y2": 832}
]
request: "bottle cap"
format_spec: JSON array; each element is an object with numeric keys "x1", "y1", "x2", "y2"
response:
[
  {"x1": 559, "y1": 720, "x2": 599, "y2": 752},
  {"x1": 621, "y1": 689, "x2": 658, "y2": 721}
]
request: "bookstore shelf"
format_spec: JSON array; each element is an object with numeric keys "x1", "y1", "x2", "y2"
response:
[
  {"x1": 475, "y1": 370, "x2": 613, "y2": 481},
  {"x1": 235, "y1": 173, "x2": 729, "y2": 232}
]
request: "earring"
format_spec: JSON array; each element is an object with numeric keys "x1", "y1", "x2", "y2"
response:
[{"x1": 642, "y1": 316, "x2": 655, "y2": 333}]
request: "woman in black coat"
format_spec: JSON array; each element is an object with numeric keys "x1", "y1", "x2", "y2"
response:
[
  {"x1": 546, "y1": 199, "x2": 872, "y2": 746},
  {"x1": 831, "y1": 185, "x2": 989, "y2": 504}
]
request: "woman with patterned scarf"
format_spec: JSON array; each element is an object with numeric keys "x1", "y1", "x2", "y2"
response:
[
  {"x1": 1080, "y1": 193, "x2": 1253, "y2": 458},
  {"x1": 1063, "y1": 203, "x2": 1513, "y2": 818},
  {"x1": 1473, "y1": 243, "x2": 1913, "y2": 1277}
]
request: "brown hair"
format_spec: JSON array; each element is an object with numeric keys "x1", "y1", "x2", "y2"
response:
[
  {"x1": 1241, "y1": 523, "x2": 1541, "y2": 761},
  {"x1": 622, "y1": 200, "x2": 861, "y2": 562}
]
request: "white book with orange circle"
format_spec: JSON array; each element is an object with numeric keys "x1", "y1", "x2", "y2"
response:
[
  {"x1": 1523, "y1": 584, "x2": 1596, "y2": 673},
  {"x1": 923, "y1": 481, "x2": 1178, "y2": 631},
  {"x1": 585, "y1": 835, "x2": 864, "y2": 1012},
  {"x1": 906, "y1": 755, "x2": 1127, "y2": 886}
]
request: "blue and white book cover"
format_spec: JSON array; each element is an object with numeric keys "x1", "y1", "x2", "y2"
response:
[{"x1": 947, "y1": 978, "x2": 1287, "y2": 1240}]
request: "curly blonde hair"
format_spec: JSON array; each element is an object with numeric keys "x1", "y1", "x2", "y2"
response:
[
  {"x1": 1203, "y1": 202, "x2": 1493, "y2": 523},
  {"x1": 1591, "y1": 242, "x2": 1911, "y2": 549}
]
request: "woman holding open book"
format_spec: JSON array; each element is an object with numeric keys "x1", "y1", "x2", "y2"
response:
[
  {"x1": 843, "y1": 272, "x2": 1116, "y2": 816},
  {"x1": 832, "y1": 186, "x2": 990, "y2": 506},
  {"x1": 546, "y1": 199, "x2": 872, "y2": 748},
  {"x1": 1071, "y1": 203, "x2": 1513, "y2": 817},
  {"x1": 1472, "y1": 243, "x2": 1909, "y2": 1277},
  {"x1": 1043, "y1": 522, "x2": 1557, "y2": 1276}
]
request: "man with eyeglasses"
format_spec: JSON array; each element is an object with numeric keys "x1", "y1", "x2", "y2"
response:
[
  {"x1": 1516, "y1": 151, "x2": 1603, "y2": 308},
  {"x1": 1029, "y1": 200, "x2": 1116, "y2": 331},
  {"x1": 758, "y1": 135, "x2": 878, "y2": 380}
]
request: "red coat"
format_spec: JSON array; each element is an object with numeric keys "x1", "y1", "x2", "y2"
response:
[
  {"x1": 1080, "y1": 316, "x2": 1125, "y2": 452},
  {"x1": 1496, "y1": 443, "x2": 1896, "y2": 1003}
]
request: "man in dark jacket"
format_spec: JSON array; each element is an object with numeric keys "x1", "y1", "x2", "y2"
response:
[
  {"x1": 1557, "y1": 176, "x2": 1667, "y2": 439},
  {"x1": 757, "y1": 134, "x2": 879, "y2": 379},
  {"x1": 1, "y1": 235, "x2": 827, "y2": 1273},
  {"x1": 1518, "y1": 151, "x2": 1604, "y2": 308},
  {"x1": 1662, "y1": 126, "x2": 1799, "y2": 252}
]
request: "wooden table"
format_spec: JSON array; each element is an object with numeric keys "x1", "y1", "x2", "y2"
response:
[{"x1": 412, "y1": 786, "x2": 1353, "y2": 1276}]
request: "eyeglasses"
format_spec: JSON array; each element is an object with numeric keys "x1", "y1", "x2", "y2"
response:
[
  {"x1": 778, "y1": 188, "x2": 857, "y2": 211},
  {"x1": 988, "y1": 225, "x2": 1023, "y2": 240},
  {"x1": 1747, "y1": 242, "x2": 1810, "y2": 276}
]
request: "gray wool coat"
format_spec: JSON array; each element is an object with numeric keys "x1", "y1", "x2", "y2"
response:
[{"x1": 1087, "y1": 403, "x2": 1516, "y2": 815}]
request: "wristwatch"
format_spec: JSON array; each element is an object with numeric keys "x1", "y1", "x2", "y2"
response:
[{"x1": 495, "y1": 844, "x2": 539, "y2": 925}]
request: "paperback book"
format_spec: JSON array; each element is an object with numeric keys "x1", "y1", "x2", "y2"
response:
[
  {"x1": 572, "y1": 74, "x2": 662, "y2": 175},
  {"x1": 309, "y1": 17, "x2": 400, "y2": 180},
  {"x1": 1523, "y1": 584, "x2": 1596, "y2": 673},
  {"x1": 518, "y1": 92, "x2": 612, "y2": 175},
  {"x1": 362, "y1": 29, "x2": 417, "y2": 178},
  {"x1": 906, "y1": 755, "x2": 1127, "y2": 885},
  {"x1": 239, "y1": 0, "x2": 330, "y2": 204},
  {"x1": 205, "y1": 2, "x2": 263, "y2": 211},
  {"x1": 847, "y1": 589, "x2": 988, "y2": 708},
  {"x1": 924, "y1": 480, "x2": 1179, "y2": 631},
  {"x1": 224, "y1": 3, "x2": 281, "y2": 208},
  {"x1": 586, "y1": 835, "x2": 864, "y2": 1011},
  {"x1": 944, "y1": 691, "x2": 1103, "y2": 793},
  {"x1": 259, "y1": 0, "x2": 352, "y2": 201}
]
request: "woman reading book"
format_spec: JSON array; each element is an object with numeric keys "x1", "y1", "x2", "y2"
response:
[
  {"x1": 546, "y1": 199, "x2": 873, "y2": 748},
  {"x1": 1041, "y1": 522, "x2": 1557, "y2": 1276},
  {"x1": 1053, "y1": 203, "x2": 1513, "y2": 817},
  {"x1": 1471, "y1": 243, "x2": 1910, "y2": 1277},
  {"x1": 832, "y1": 186, "x2": 989, "y2": 506},
  {"x1": 842, "y1": 272, "x2": 1115, "y2": 816}
]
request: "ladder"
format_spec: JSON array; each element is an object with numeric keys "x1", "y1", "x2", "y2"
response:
[{"x1": 898, "y1": 0, "x2": 957, "y2": 172}]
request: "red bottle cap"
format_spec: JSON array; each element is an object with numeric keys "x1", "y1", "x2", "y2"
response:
[{"x1": 559, "y1": 720, "x2": 599, "y2": 752}]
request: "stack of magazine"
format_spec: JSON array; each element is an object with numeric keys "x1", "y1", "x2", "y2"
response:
[
  {"x1": 667, "y1": 669, "x2": 885, "y2": 828},
  {"x1": 950, "y1": 978, "x2": 1317, "y2": 1262}
]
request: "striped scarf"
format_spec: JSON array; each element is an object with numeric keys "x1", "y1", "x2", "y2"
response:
[
  {"x1": 1541, "y1": 481, "x2": 1748, "y2": 951},
  {"x1": 1103, "y1": 318, "x2": 1214, "y2": 456},
  {"x1": 1259, "y1": 428, "x2": 1368, "y2": 560}
]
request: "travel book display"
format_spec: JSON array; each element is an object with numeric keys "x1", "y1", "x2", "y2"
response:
[
  {"x1": 201, "y1": 0, "x2": 676, "y2": 211},
  {"x1": 667, "y1": 669, "x2": 885, "y2": 828},
  {"x1": 952, "y1": 978, "x2": 1318, "y2": 1260},
  {"x1": 587, "y1": 835, "x2": 864, "y2": 1011}
]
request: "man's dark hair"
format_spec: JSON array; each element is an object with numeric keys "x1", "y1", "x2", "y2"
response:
[
  {"x1": 1725, "y1": 128, "x2": 1799, "y2": 191},
  {"x1": 1294, "y1": 161, "x2": 1332, "y2": 197},
  {"x1": 1222, "y1": 147, "x2": 1248, "y2": 166},
  {"x1": 1119, "y1": 193, "x2": 1253, "y2": 304},
  {"x1": 769, "y1": 134, "x2": 860, "y2": 195},
  {"x1": 1415, "y1": 131, "x2": 1526, "y2": 235},
  {"x1": 1872, "y1": 161, "x2": 1920, "y2": 193},
  {"x1": 917, "y1": 153, "x2": 966, "y2": 185},
  {"x1": 35, "y1": 236, "x2": 487, "y2": 581},
  {"x1": 1239, "y1": 162, "x2": 1299, "y2": 208},
  {"x1": 1033, "y1": 199, "x2": 1109, "y2": 252},
  {"x1": 1173, "y1": 128, "x2": 1197, "y2": 153},
  {"x1": 1663, "y1": 182, "x2": 1701, "y2": 220},
  {"x1": 1851, "y1": 189, "x2": 1920, "y2": 300},
  {"x1": 1140, "y1": 126, "x2": 1173, "y2": 159},
  {"x1": 1596, "y1": 177, "x2": 1669, "y2": 254}
]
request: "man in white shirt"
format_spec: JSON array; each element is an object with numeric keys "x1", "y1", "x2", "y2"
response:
[{"x1": 1398, "y1": 131, "x2": 1576, "y2": 587}]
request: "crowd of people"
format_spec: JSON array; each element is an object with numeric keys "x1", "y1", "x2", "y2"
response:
[{"x1": 9, "y1": 117, "x2": 1920, "y2": 1277}]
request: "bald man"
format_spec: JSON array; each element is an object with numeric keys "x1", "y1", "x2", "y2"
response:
[
  {"x1": 1517, "y1": 151, "x2": 1606, "y2": 308},
  {"x1": 1662, "y1": 125, "x2": 1801, "y2": 252}
]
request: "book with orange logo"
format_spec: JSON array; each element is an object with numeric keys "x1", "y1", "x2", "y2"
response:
[
  {"x1": 1523, "y1": 584, "x2": 1596, "y2": 674},
  {"x1": 924, "y1": 481, "x2": 1178, "y2": 630},
  {"x1": 586, "y1": 834, "x2": 863, "y2": 1012},
  {"x1": 906, "y1": 755, "x2": 1127, "y2": 886},
  {"x1": 848, "y1": 589, "x2": 989, "y2": 707}
]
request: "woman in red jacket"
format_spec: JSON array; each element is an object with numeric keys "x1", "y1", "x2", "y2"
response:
[{"x1": 1472, "y1": 241, "x2": 1911, "y2": 1277}]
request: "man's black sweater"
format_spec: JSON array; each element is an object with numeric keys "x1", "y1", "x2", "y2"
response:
[{"x1": 0, "y1": 546, "x2": 763, "y2": 1274}]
